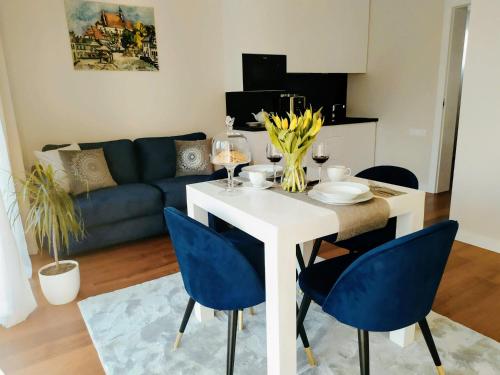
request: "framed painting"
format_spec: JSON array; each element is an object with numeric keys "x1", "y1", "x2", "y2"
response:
[{"x1": 64, "y1": 0, "x2": 159, "y2": 71}]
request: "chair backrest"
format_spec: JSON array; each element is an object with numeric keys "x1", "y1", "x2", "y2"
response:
[
  {"x1": 164, "y1": 207, "x2": 265, "y2": 310},
  {"x1": 356, "y1": 165, "x2": 419, "y2": 189},
  {"x1": 323, "y1": 220, "x2": 458, "y2": 331}
]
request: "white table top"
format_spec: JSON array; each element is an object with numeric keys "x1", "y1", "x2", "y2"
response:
[{"x1": 186, "y1": 177, "x2": 425, "y2": 245}]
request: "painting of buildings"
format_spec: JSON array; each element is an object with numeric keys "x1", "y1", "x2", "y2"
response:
[{"x1": 64, "y1": 0, "x2": 159, "y2": 71}]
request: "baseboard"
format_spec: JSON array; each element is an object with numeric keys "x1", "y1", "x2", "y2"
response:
[{"x1": 456, "y1": 229, "x2": 500, "y2": 254}]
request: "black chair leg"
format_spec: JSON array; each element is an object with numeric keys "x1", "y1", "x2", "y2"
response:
[
  {"x1": 308, "y1": 239, "x2": 323, "y2": 267},
  {"x1": 173, "y1": 297, "x2": 195, "y2": 350},
  {"x1": 296, "y1": 239, "x2": 322, "y2": 273},
  {"x1": 358, "y1": 329, "x2": 369, "y2": 375},
  {"x1": 296, "y1": 244, "x2": 306, "y2": 272},
  {"x1": 296, "y1": 295, "x2": 312, "y2": 338},
  {"x1": 226, "y1": 310, "x2": 238, "y2": 375},
  {"x1": 419, "y1": 318, "x2": 445, "y2": 375},
  {"x1": 296, "y1": 302, "x2": 317, "y2": 366}
]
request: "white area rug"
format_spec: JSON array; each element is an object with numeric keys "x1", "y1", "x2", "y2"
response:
[{"x1": 78, "y1": 273, "x2": 500, "y2": 374}]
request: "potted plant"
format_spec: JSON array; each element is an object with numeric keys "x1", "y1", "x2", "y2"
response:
[{"x1": 17, "y1": 163, "x2": 83, "y2": 305}]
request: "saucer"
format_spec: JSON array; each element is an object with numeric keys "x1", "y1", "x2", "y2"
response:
[{"x1": 242, "y1": 181, "x2": 274, "y2": 190}]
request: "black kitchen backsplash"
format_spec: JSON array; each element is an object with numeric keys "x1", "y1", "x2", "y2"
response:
[
  {"x1": 286, "y1": 73, "x2": 347, "y2": 123},
  {"x1": 226, "y1": 74, "x2": 347, "y2": 127}
]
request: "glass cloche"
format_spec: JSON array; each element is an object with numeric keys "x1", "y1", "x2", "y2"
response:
[{"x1": 211, "y1": 116, "x2": 252, "y2": 192}]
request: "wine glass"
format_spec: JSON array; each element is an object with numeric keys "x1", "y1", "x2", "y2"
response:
[
  {"x1": 312, "y1": 142, "x2": 330, "y2": 183},
  {"x1": 266, "y1": 144, "x2": 282, "y2": 184}
]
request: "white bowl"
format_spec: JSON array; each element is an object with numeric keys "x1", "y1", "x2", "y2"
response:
[
  {"x1": 313, "y1": 181, "x2": 370, "y2": 201},
  {"x1": 241, "y1": 164, "x2": 283, "y2": 179}
]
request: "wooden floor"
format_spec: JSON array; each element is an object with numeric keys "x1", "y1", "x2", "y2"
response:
[{"x1": 0, "y1": 192, "x2": 499, "y2": 374}]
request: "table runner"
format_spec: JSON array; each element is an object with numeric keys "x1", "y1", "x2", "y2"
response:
[
  {"x1": 209, "y1": 179, "x2": 405, "y2": 242},
  {"x1": 269, "y1": 187, "x2": 391, "y2": 241}
]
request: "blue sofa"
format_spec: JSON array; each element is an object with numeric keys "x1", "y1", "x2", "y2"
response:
[{"x1": 42, "y1": 132, "x2": 214, "y2": 255}]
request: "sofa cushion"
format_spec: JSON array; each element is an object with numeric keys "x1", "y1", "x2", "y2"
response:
[
  {"x1": 134, "y1": 132, "x2": 206, "y2": 182},
  {"x1": 43, "y1": 139, "x2": 140, "y2": 184},
  {"x1": 74, "y1": 183, "x2": 162, "y2": 228},
  {"x1": 151, "y1": 175, "x2": 210, "y2": 209},
  {"x1": 79, "y1": 140, "x2": 139, "y2": 184},
  {"x1": 59, "y1": 149, "x2": 117, "y2": 195}
]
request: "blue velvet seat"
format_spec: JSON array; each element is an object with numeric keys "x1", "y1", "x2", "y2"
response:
[
  {"x1": 298, "y1": 252, "x2": 361, "y2": 305},
  {"x1": 73, "y1": 183, "x2": 163, "y2": 228},
  {"x1": 297, "y1": 220, "x2": 458, "y2": 375},
  {"x1": 303, "y1": 166, "x2": 419, "y2": 268},
  {"x1": 165, "y1": 207, "x2": 315, "y2": 374},
  {"x1": 151, "y1": 175, "x2": 211, "y2": 210},
  {"x1": 60, "y1": 183, "x2": 165, "y2": 254}
]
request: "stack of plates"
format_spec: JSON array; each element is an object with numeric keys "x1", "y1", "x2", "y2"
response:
[{"x1": 308, "y1": 181, "x2": 373, "y2": 205}]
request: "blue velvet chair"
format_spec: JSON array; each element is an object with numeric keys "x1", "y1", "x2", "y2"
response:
[
  {"x1": 164, "y1": 207, "x2": 315, "y2": 374},
  {"x1": 303, "y1": 165, "x2": 419, "y2": 269},
  {"x1": 207, "y1": 166, "x2": 310, "y2": 276},
  {"x1": 296, "y1": 220, "x2": 458, "y2": 375}
]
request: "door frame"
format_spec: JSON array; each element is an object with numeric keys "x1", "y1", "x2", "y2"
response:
[{"x1": 428, "y1": 0, "x2": 471, "y2": 193}]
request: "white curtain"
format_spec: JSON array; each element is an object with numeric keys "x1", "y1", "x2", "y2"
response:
[{"x1": 0, "y1": 36, "x2": 37, "y2": 328}]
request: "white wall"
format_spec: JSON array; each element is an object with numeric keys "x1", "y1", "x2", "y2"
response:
[
  {"x1": 1, "y1": 0, "x2": 371, "y2": 164},
  {"x1": 347, "y1": 0, "x2": 445, "y2": 191},
  {"x1": 450, "y1": 0, "x2": 500, "y2": 253},
  {"x1": 0, "y1": 0, "x2": 226, "y2": 165},
  {"x1": 223, "y1": 0, "x2": 369, "y2": 91}
]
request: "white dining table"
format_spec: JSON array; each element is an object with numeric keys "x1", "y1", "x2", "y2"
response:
[{"x1": 186, "y1": 176, "x2": 425, "y2": 375}]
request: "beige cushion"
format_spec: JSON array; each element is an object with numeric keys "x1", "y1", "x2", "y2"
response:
[
  {"x1": 175, "y1": 139, "x2": 213, "y2": 176},
  {"x1": 34, "y1": 143, "x2": 80, "y2": 192},
  {"x1": 58, "y1": 148, "x2": 117, "y2": 195}
]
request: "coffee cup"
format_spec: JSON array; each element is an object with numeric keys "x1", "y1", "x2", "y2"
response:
[
  {"x1": 248, "y1": 171, "x2": 267, "y2": 187},
  {"x1": 327, "y1": 166, "x2": 351, "y2": 182}
]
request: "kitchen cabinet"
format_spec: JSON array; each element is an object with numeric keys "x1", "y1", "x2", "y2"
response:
[{"x1": 223, "y1": 0, "x2": 370, "y2": 91}]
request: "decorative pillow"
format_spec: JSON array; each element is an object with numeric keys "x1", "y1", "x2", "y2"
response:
[
  {"x1": 175, "y1": 139, "x2": 213, "y2": 177},
  {"x1": 34, "y1": 143, "x2": 80, "y2": 193},
  {"x1": 58, "y1": 148, "x2": 117, "y2": 195}
]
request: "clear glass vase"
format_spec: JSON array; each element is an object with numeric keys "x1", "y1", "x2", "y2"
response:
[
  {"x1": 281, "y1": 152, "x2": 307, "y2": 192},
  {"x1": 211, "y1": 117, "x2": 251, "y2": 193}
]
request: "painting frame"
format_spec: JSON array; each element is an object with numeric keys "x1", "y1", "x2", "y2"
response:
[{"x1": 64, "y1": 0, "x2": 159, "y2": 71}]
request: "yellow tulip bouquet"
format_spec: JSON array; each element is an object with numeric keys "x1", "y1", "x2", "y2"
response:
[{"x1": 264, "y1": 108, "x2": 324, "y2": 192}]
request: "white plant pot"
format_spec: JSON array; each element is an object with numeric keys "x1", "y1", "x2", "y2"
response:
[{"x1": 38, "y1": 260, "x2": 80, "y2": 305}]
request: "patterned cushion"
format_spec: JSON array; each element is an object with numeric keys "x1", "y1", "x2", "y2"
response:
[
  {"x1": 59, "y1": 149, "x2": 117, "y2": 195},
  {"x1": 134, "y1": 132, "x2": 207, "y2": 182},
  {"x1": 34, "y1": 143, "x2": 80, "y2": 192},
  {"x1": 174, "y1": 139, "x2": 213, "y2": 176}
]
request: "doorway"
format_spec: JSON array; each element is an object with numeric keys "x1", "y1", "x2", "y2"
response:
[{"x1": 434, "y1": 5, "x2": 470, "y2": 193}]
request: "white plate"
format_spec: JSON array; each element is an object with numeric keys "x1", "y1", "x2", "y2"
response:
[
  {"x1": 308, "y1": 190, "x2": 374, "y2": 205},
  {"x1": 241, "y1": 164, "x2": 283, "y2": 179},
  {"x1": 241, "y1": 181, "x2": 274, "y2": 190},
  {"x1": 313, "y1": 181, "x2": 369, "y2": 201}
]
